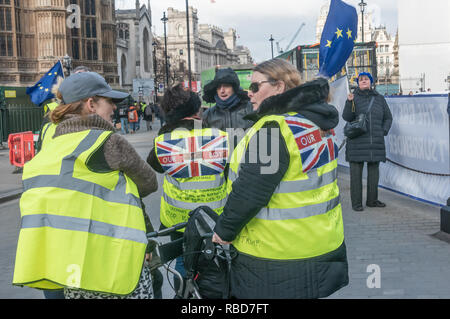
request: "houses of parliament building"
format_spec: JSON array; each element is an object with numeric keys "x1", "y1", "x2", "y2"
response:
[{"x1": 0, "y1": 0, "x2": 119, "y2": 87}]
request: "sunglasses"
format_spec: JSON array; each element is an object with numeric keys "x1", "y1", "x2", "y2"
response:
[{"x1": 249, "y1": 80, "x2": 275, "y2": 93}]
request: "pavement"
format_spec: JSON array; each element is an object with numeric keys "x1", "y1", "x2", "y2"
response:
[
  {"x1": 0, "y1": 147, "x2": 23, "y2": 204},
  {"x1": 1, "y1": 121, "x2": 450, "y2": 299}
]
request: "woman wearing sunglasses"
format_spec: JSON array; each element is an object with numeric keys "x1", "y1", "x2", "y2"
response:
[{"x1": 212, "y1": 59, "x2": 348, "y2": 299}]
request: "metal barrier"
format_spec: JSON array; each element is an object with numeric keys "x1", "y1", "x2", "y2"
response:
[
  {"x1": 0, "y1": 104, "x2": 44, "y2": 143},
  {"x1": 7, "y1": 104, "x2": 44, "y2": 134}
]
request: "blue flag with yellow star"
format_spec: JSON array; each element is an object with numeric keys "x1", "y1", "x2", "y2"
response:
[
  {"x1": 319, "y1": 0, "x2": 357, "y2": 78},
  {"x1": 26, "y1": 61, "x2": 64, "y2": 106}
]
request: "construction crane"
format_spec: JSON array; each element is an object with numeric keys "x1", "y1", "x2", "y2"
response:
[{"x1": 284, "y1": 22, "x2": 306, "y2": 52}]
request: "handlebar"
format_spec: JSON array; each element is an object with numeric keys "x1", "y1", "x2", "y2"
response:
[{"x1": 146, "y1": 222, "x2": 188, "y2": 239}]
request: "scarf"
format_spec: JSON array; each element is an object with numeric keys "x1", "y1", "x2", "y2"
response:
[{"x1": 214, "y1": 93, "x2": 240, "y2": 109}]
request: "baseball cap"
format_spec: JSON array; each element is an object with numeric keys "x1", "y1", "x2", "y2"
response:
[{"x1": 58, "y1": 72, "x2": 129, "y2": 104}]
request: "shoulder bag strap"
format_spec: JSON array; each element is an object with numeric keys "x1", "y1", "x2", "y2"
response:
[{"x1": 366, "y1": 96, "x2": 376, "y2": 115}]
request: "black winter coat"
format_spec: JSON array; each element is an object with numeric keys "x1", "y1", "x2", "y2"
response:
[
  {"x1": 342, "y1": 88, "x2": 393, "y2": 163},
  {"x1": 214, "y1": 78, "x2": 349, "y2": 299},
  {"x1": 202, "y1": 90, "x2": 254, "y2": 131}
]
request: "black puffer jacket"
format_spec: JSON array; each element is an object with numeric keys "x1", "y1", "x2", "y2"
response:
[
  {"x1": 214, "y1": 78, "x2": 348, "y2": 299},
  {"x1": 342, "y1": 88, "x2": 392, "y2": 162}
]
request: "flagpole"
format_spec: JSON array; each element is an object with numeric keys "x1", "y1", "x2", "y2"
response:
[
  {"x1": 344, "y1": 62, "x2": 351, "y2": 94},
  {"x1": 59, "y1": 60, "x2": 66, "y2": 79}
]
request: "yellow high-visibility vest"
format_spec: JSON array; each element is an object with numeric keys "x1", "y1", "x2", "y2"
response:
[
  {"x1": 40, "y1": 122, "x2": 57, "y2": 150},
  {"x1": 228, "y1": 112, "x2": 345, "y2": 260},
  {"x1": 13, "y1": 129, "x2": 147, "y2": 296},
  {"x1": 154, "y1": 127, "x2": 228, "y2": 230},
  {"x1": 44, "y1": 102, "x2": 59, "y2": 114}
]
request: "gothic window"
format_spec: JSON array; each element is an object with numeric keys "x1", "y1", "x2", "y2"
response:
[
  {"x1": 85, "y1": 40, "x2": 98, "y2": 60},
  {"x1": 143, "y1": 27, "x2": 150, "y2": 72},
  {"x1": 121, "y1": 54, "x2": 127, "y2": 86},
  {"x1": 179, "y1": 60, "x2": 185, "y2": 72},
  {"x1": 0, "y1": 7, "x2": 12, "y2": 31},
  {"x1": 0, "y1": 4, "x2": 12, "y2": 56},
  {"x1": 85, "y1": 0, "x2": 96, "y2": 16},
  {"x1": 93, "y1": 41, "x2": 98, "y2": 60},
  {"x1": 117, "y1": 23, "x2": 129, "y2": 40},
  {"x1": 178, "y1": 25, "x2": 184, "y2": 37},
  {"x1": 72, "y1": 38, "x2": 80, "y2": 59},
  {"x1": 85, "y1": 18, "x2": 96, "y2": 38},
  {"x1": 0, "y1": 34, "x2": 12, "y2": 56}
]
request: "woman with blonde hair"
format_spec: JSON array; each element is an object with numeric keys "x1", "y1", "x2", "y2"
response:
[
  {"x1": 13, "y1": 72, "x2": 158, "y2": 299},
  {"x1": 212, "y1": 59, "x2": 348, "y2": 299}
]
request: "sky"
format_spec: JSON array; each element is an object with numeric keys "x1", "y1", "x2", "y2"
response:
[{"x1": 116, "y1": 0, "x2": 398, "y2": 63}]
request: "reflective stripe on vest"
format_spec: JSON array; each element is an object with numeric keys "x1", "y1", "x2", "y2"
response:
[
  {"x1": 23, "y1": 173, "x2": 141, "y2": 208},
  {"x1": 229, "y1": 164, "x2": 337, "y2": 194},
  {"x1": 229, "y1": 112, "x2": 344, "y2": 260},
  {"x1": 256, "y1": 195, "x2": 340, "y2": 221},
  {"x1": 21, "y1": 214, "x2": 148, "y2": 244},
  {"x1": 13, "y1": 129, "x2": 146, "y2": 295},
  {"x1": 24, "y1": 130, "x2": 141, "y2": 208}
]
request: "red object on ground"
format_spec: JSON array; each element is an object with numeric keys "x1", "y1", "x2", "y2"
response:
[{"x1": 8, "y1": 131, "x2": 35, "y2": 167}]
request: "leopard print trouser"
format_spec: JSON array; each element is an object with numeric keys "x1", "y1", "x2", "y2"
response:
[{"x1": 64, "y1": 265, "x2": 154, "y2": 299}]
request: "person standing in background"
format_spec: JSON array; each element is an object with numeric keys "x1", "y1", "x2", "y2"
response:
[
  {"x1": 342, "y1": 72, "x2": 393, "y2": 212},
  {"x1": 202, "y1": 68, "x2": 253, "y2": 131},
  {"x1": 142, "y1": 101, "x2": 154, "y2": 131}
]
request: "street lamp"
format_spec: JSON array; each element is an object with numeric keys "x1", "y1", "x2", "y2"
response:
[
  {"x1": 359, "y1": 0, "x2": 367, "y2": 43},
  {"x1": 152, "y1": 41, "x2": 158, "y2": 103},
  {"x1": 161, "y1": 12, "x2": 169, "y2": 89},
  {"x1": 62, "y1": 54, "x2": 72, "y2": 76},
  {"x1": 269, "y1": 34, "x2": 274, "y2": 59},
  {"x1": 185, "y1": 0, "x2": 193, "y2": 90}
]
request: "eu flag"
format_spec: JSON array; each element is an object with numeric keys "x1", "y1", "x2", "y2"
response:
[
  {"x1": 319, "y1": 0, "x2": 358, "y2": 78},
  {"x1": 26, "y1": 61, "x2": 64, "y2": 106}
]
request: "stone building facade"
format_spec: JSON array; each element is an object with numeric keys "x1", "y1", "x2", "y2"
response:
[
  {"x1": 0, "y1": 0, "x2": 118, "y2": 87},
  {"x1": 116, "y1": 0, "x2": 153, "y2": 92},
  {"x1": 316, "y1": 0, "x2": 374, "y2": 43},
  {"x1": 372, "y1": 26, "x2": 396, "y2": 85},
  {"x1": 163, "y1": 6, "x2": 246, "y2": 81}
]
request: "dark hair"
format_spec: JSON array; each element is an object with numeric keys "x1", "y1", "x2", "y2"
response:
[
  {"x1": 162, "y1": 83, "x2": 201, "y2": 124},
  {"x1": 161, "y1": 83, "x2": 191, "y2": 114}
]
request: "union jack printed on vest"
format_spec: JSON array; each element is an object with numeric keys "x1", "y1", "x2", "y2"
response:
[
  {"x1": 156, "y1": 134, "x2": 228, "y2": 179},
  {"x1": 285, "y1": 114, "x2": 338, "y2": 173}
]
